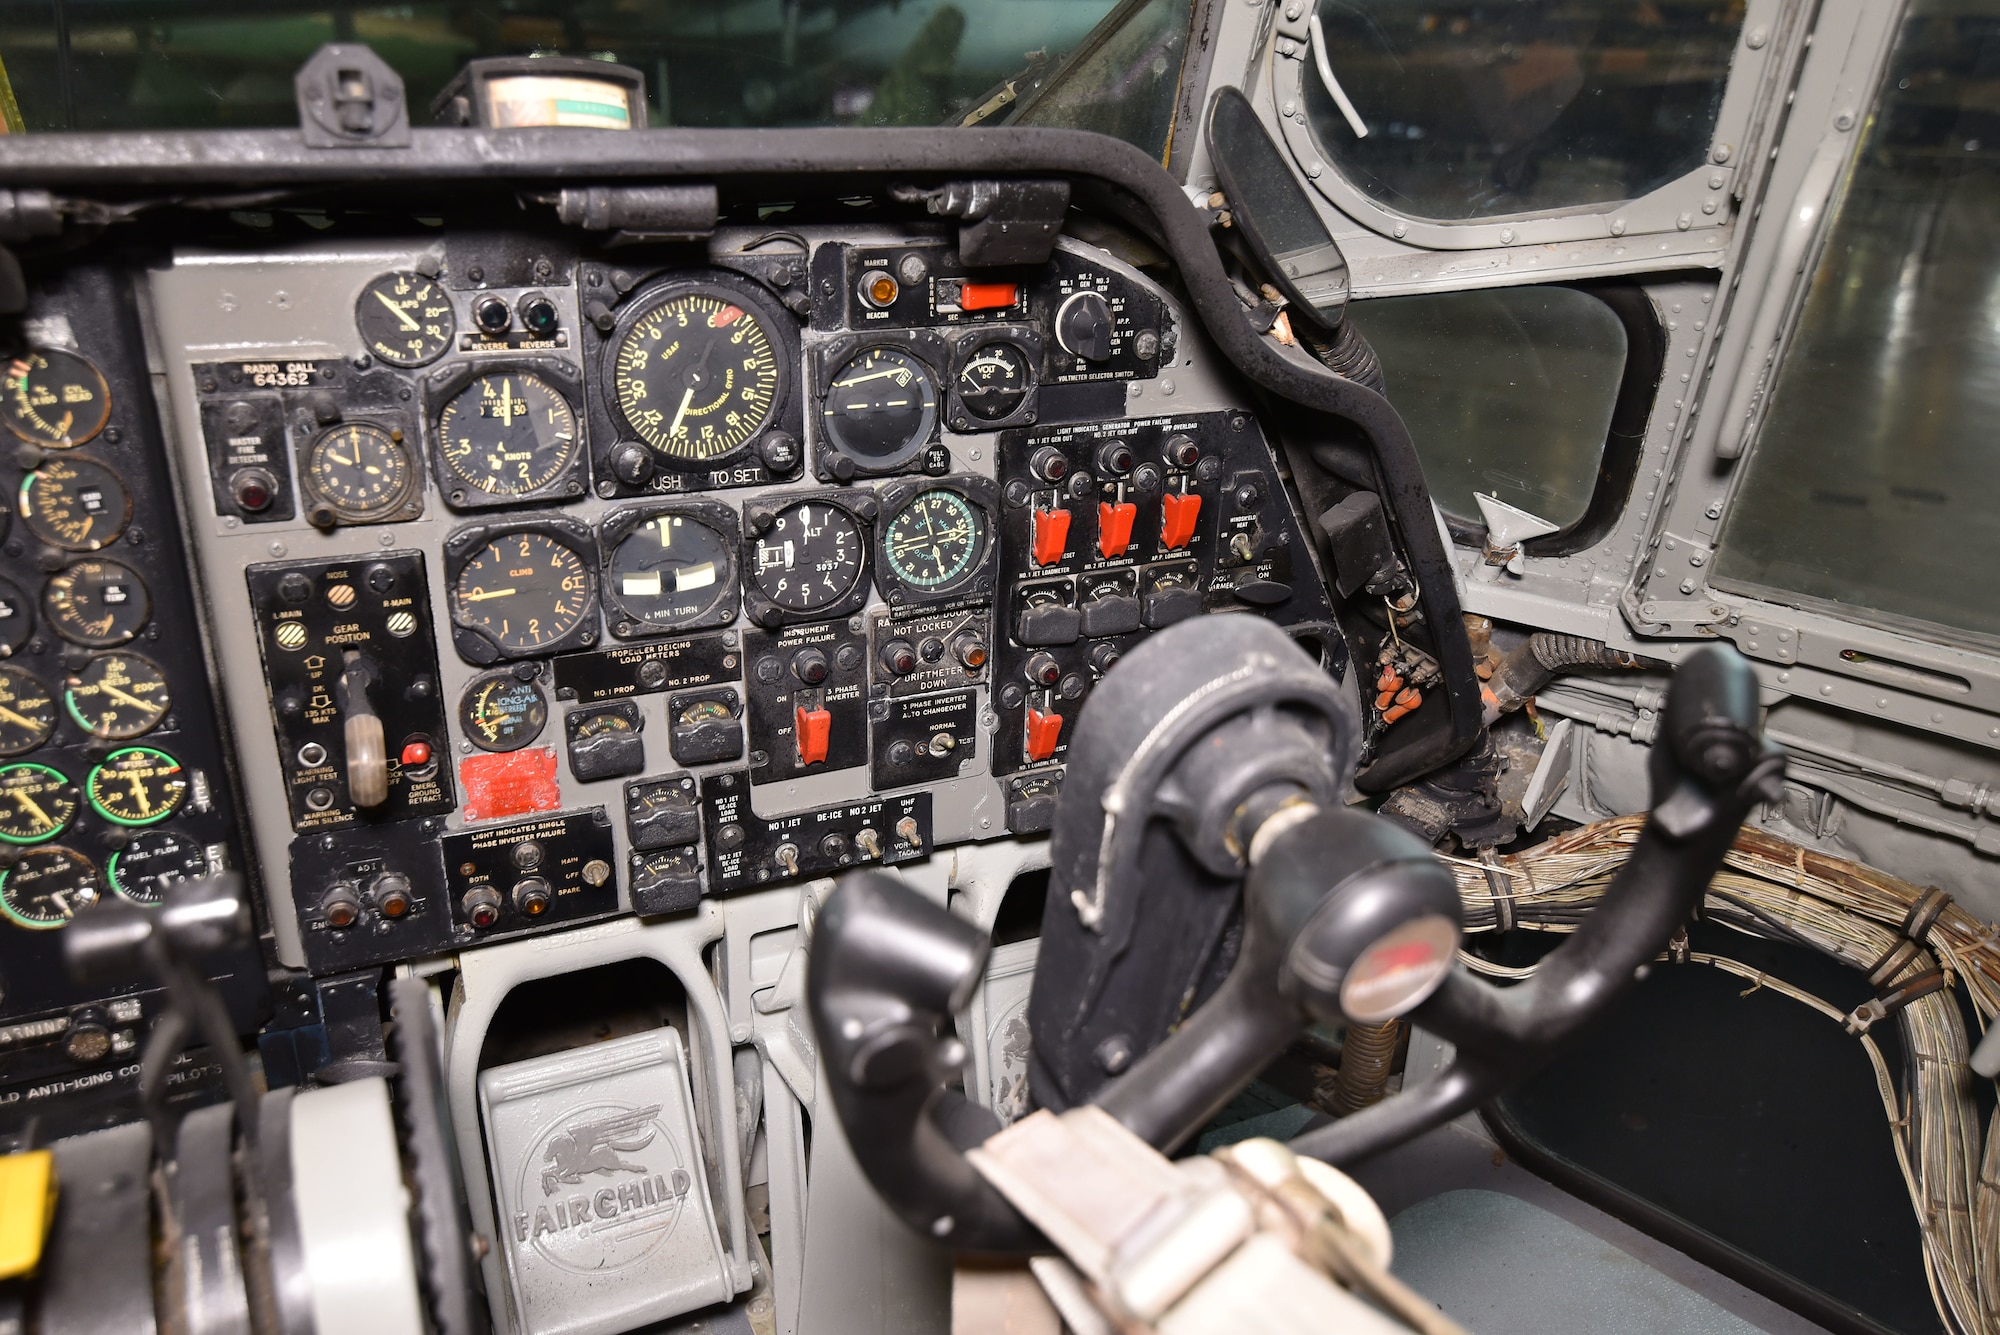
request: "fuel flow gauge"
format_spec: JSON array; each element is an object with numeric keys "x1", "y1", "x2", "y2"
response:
[{"x1": 0, "y1": 847, "x2": 101, "y2": 929}]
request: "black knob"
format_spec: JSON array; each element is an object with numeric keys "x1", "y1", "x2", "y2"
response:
[
  {"x1": 1165, "y1": 434, "x2": 1201, "y2": 468},
  {"x1": 1056, "y1": 290, "x2": 1115, "y2": 362},
  {"x1": 1096, "y1": 440, "x2": 1135, "y2": 475},
  {"x1": 321, "y1": 882, "x2": 362, "y2": 929},
  {"x1": 475, "y1": 295, "x2": 511, "y2": 335},
  {"x1": 1089, "y1": 642, "x2": 1122, "y2": 673},
  {"x1": 278, "y1": 571, "x2": 313, "y2": 604},
  {"x1": 1030, "y1": 446, "x2": 1070, "y2": 483},
  {"x1": 512, "y1": 877, "x2": 553, "y2": 917},
  {"x1": 232, "y1": 468, "x2": 278, "y2": 514},
  {"x1": 64, "y1": 1008, "x2": 111, "y2": 1064},
  {"x1": 792, "y1": 647, "x2": 830, "y2": 685},
  {"x1": 610, "y1": 442, "x2": 655, "y2": 486},
  {"x1": 881, "y1": 639, "x2": 918, "y2": 676},
  {"x1": 1025, "y1": 652, "x2": 1062, "y2": 687},
  {"x1": 757, "y1": 430, "x2": 801, "y2": 473},
  {"x1": 370, "y1": 873, "x2": 413, "y2": 919},
  {"x1": 819, "y1": 832, "x2": 850, "y2": 860},
  {"x1": 517, "y1": 292, "x2": 560, "y2": 337},
  {"x1": 462, "y1": 885, "x2": 502, "y2": 929}
]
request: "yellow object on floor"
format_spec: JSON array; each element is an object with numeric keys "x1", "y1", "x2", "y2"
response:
[{"x1": 0, "y1": 1150, "x2": 57, "y2": 1278}]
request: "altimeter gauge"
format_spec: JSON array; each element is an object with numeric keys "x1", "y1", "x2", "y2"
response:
[{"x1": 747, "y1": 498, "x2": 867, "y2": 618}]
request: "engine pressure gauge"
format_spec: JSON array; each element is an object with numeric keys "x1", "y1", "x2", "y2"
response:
[
  {"x1": 355, "y1": 271, "x2": 456, "y2": 367},
  {"x1": 602, "y1": 505, "x2": 739, "y2": 634},
  {"x1": 612, "y1": 285, "x2": 783, "y2": 465},
  {"x1": 955, "y1": 342, "x2": 1032, "y2": 422},
  {"x1": 748, "y1": 498, "x2": 867, "y2": 618},
  {"x1": 4, "y1": 349, "x2": 110, "y2": 449},
  {"x1": 458, "y1": 671, "x2": 549, "y2": 752},
  {"x1": 0, "y1": 667, "x2": 56, "y2": 757},
  {"x1": 436, "y1": 371, "x2": 580, "y2": 501},
  {"x1": 0, "y1": 847, "x2": 101, "y2": 929},
  {"x1": 64, "y1": 652, "x2": 170, "y2": 740},
  {"x1": 43, "y1": 559, "x2": 149, "y2": 647},
  {"x1": 19, "y1": 455, "x2": 132, "y2": 551},
  {"x1": 304, "y1": 422, "x2": 418, "y2": 523},
  {"x1": 86, "y1": 745, "x2": 187, "y2": 826},
  {"x1": 0, "y1": 762, "x2": 76, "y2": 844},
  {"x1": 821, "y1": 347, "x2": 937, "y2": 466},
  {"x1": 108, "y1": 829, "x2": 206, "y2": 906},
  {"x1": 447, "y1": 523, "x2": 597, "y2": 660}
]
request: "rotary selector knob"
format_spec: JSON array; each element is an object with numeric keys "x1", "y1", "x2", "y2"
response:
[{"x1": 1056, "y1": 291, "x2": 1115, "y2": 362}]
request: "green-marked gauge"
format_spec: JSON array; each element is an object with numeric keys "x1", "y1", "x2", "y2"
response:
[
  {"x1": 458, "y1": 672, "x2": 548, "y2": 752},
  {"x1": 612, "y1": 287, "x2": 782, "y2": 463},
  {"x1": 44, "y1": 559, "x2": 150, "y2": 647},
  {"x1": 0, "y1": 667, "x2": 56, "y2": 756},
  {"x1": 4, "y1": 349, "x2": 110, "y2": 449},
  {"x1": 881, "y1": 488, "x2": 986, "y2": 590},
  {"x1": 64, "y1": 652, "x2": 170, "y2": 740},
  {"x1": 0, "y1": 847, "x2": 102, "y2": 929},
  {"x1": 20, "y1": 455, "x2": 132, "y2": 550},
  {"x1": 436, "y1": 372, "x2": 579, "y2": 498},
  {"x1": 822, "y1": 347, "x2": 937, "y2": 464},
  {"x1": 108, "y1": 829, "x2": 206, "y2": 906},
  {"x1": 355, "y1": 271, "x2": 455, "y2": 367},
  {"x1": 0, "y1": 762, "x2": 76, "y2": 844},
  {"x1": 86, "y1": 746, "x2": 187, "y2": 826}
]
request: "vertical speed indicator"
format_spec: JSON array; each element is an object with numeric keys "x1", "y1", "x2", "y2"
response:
[{"x1": 610, "y1": 284, "x2": 785, "y2": 465}]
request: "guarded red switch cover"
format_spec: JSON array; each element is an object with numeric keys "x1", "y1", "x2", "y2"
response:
[
  {"x1": 1025, "y1": 708, "x2": 1064, "y2": 762},
  {"x1": 961, "y1": 282, "x2": 1018, "y2": 310},
  {"x1": 1097, "y1": 501, "x2": 1137, "y2": 558},
  {"x1": 1032, "y1": 508, "x2": 1072, "y2": 566},
  {"x1": 796, "y1": 705, "x2": 832, "y2": 765},
  {"x1": 1160, "y1": 492, "x2": 1202, "y2": 550},
  {"x1": 460, "y1": 748, "x2": 560, "y2": 822}
]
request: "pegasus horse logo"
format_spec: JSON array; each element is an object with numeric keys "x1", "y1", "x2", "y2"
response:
[{"x1": 540, "y1": 1105, "x2": 663, "y2": 1195}]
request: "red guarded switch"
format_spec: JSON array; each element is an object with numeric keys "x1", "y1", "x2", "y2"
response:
[
  {"x1": 795, "y1": 704, "x2": 832, "y2": 765},
  {"x1": 399, "y1": 739, "x2": 432, "y2": 768},
  {"x1": 1032, "y1": 508, "x2": 1072, "y2": 566},
  {"x1": 961, "y1": 282, "x2": 1019, "y2": 311},
  {"x1": 1097, "y1": 501, "x2": 1137, "y2": 559},
  {"x1": 1160, "y1": 492, "x2": 1202, "y2": 550},
  {"x1": 1025, "y1": 708, "x2": 1064, "y2": 763}
]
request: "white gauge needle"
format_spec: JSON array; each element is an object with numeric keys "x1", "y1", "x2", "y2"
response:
[
  {"x1": 374, "y1": 289, "x2": 422, "y2": 331},
  {"x1": 835, "y1": 369, "x2": 904, "y2": 388},
  {"x1": 668, "y1": 386, "x2": 695, "y2": 438}
]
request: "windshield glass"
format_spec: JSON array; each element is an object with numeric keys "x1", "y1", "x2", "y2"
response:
[{"x1": 0, "y1": 1, "x2": 1128, "y2": 135}]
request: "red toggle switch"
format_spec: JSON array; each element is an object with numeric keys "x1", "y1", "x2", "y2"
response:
[
  {"x1": 795, "y1": 705, "x2": 832, "y2": 765},
  {"x1": 961, "y1": 282, "x2": 1018, "y2": 311},
  {"x1": 1160, "y1": 492, "x2": 1202, "y2": 550},
  {"x1": 1025, "y1": 708, "x2": 1064, "y2": 762},
  {"x1": 1032, "y1": 508, "x2": 1072, "y2": 566},
  {"x1": 399, "y1": 739, "x2": 432, "y2": 768},
  {"x1": 1097, "y1": 501, "x2": 1137, "y2": 559}
]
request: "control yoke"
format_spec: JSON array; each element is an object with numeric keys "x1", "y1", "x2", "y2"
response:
[{"x1": 807, "y1": 616, "x2": 1783, "y2": 1252}]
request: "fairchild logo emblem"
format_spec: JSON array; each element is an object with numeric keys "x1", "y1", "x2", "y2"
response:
[{"x1": 512, "y1": 1101, "x2": 694, "y2": 1274}]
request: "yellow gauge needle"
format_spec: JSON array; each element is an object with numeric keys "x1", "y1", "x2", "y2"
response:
[
  {"x1": 126, "y1": 773, "x2": 150, "y2": 814},
  {"x1": 668, "y1": 386, "x2": 695, "y2": 438},
  {"x1": 13, "y1": 791, "x2": 49, "y2": 826},
  {"x1": 54, "y1": 411, "x2": 73, "y2": 438},
  {"x1": 327, "y1": 450, "x2": 354, "y2": 466},
  {"x1": 835, "y1": 369, "x2": 904, "y2": 388},
  {"x1": 460, "y1": 587, "x2": 517, "y2": 602},
  {"x1": 0, "y1": 704, "x2": 41, "y2": 730},
  {"x1": 100, "y1": 683, "x2": 155, "y2": 711},
  {"x1": 374, "y1": 288, "x2": 421, "y2": 331}
]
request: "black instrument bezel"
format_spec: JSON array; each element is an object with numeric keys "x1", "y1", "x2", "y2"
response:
[
  {"x1": 442, "y1": 514, "x2": 601, "y2": 665},
  {"x1": 423, "y1": 357, "x2": 589, "y2": 513},
  {"x1": 739, "y1": 487, "x2": 877, "y2": 628},
  {"x1": 596, "y1": 497, "x2": 743, "y2": 639},
  {"x1": 871, "y1": 472, "x2": 1000, "y2": 613}
]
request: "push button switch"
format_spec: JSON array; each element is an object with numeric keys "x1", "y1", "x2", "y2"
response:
[
  {"x1": 795, "y1": 704, "x2": 832, "y2": 765},
  {"x1": 1160, "y1": 493, "x2": 1202, "y2": 550},
  {"x1": 1032, "y1": 508, "x2": 1072, "y2": 566},
  {"x1": 1025, "y1": 708, "x2": 1064, "y2": 762},
  {"x1": 1098, "y1": 501, "x2": 1137, "y2": 559}
]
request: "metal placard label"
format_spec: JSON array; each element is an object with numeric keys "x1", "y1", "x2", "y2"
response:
[{"x1": 510, "y1": 1101, "x2": 696, "y2": 1273}]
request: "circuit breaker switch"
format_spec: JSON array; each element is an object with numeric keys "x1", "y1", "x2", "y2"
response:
[
  {"x1": 1025, "y1": 708, "x2": 1064, "y2": 763},
  {"x1": 1098, "y1": 501, "x2": 1137, "y2": 558},
  {"x1": 795, "y1": 703, "x2": 832, "y2": 765},
  {"x1": 1031, "y1": 508, "x2": 1072, "y2": 566},
  {"x1": 961, "y1": 282, "x2": 1018, "y2": 311},
  {"x1": 1160, "y1": 492, "x2": 1202, "y2": 550}
]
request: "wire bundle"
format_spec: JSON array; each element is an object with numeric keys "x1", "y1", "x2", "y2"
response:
[{"x1": 1445, "y1": 817, "x2": 2000, "y2": 1335}]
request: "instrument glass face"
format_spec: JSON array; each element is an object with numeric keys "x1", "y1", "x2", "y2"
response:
[
  {"x1": 436, "y1": 372, "x2": 579, "y2": 498},
  {"x1": 108, "y1": 829, "x2": 205, "y2": 906},
  {"x1": 607, "y1": 512, "x2": 734, "y2": 628},
  {"x1": 458, "y1": 672, "x2": 549, "y2": 752},
  {"x1": 882, "y1": 489, "x2": 986, "y2": 590},
  {"x1": 612, "y1": 289, "x2": 781, "y2": 463},
  {"x1": 0, "y1": 667, "x2": 56, "y2": 758},
  {"x1": 305, "y1": 422, "x2": 416, "y2": 521},
  {"x1": 64, "y1": 653, "x2": 170, "y2": 740},
  {"x1": 0, "y1": 762, "x2": 76, "y2": 845},
  {"x1": 43, "y1": 559, "x2": 149, "y2": 647},
  {"x1": 355, "y1": 271, "x2": 456, "y2": 367},
  {"x1": 956, "y1": 343, "x2": 1032, "y2": 422},
  {"x1": 750, "y1": 501, "x2": 864, "y2": 613},
  {"x1": 822, "y1": 347, "x2": 937, "y2": 462},
  {"x1": 0, "y1": 847, "x2": 101, "y2": 930},
  {"x1": 20, "y1": 456, "x2": 132, "y2": 551},
  {"x1": 451, "y1": 530, "x2": 595, "y2": 656},
  {"x1": 87, "y1": 745, "x2": 188, "y2": 826},
  {"x1": 3, "y1": 349, "x2": 110, "y2": 449}
]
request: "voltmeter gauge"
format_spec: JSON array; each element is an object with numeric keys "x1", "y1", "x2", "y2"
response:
[
  {"x1": 108, "y1": 829, "x2": 205, "y2": 906},
  {"x1": 611, "y1": 284, "x2": 784, "y2": 464},
  {"x1": 19, "y1": 455, "x2": 132, "y2": 550},
  {"x1": 0, "y1": 762, "x2": 76, "y2": 844},
  {"x1": 355, "y1": 271, "x2": 456, "y2": 368},
  {"x1": 305, "y1": 422, "x2": 417, "y2": 523},
  {"x1": 458, "y1": 672, "x2": 549, "y2": 752},
  {"x1": 604, "y1": 510, "x2": 736, "y2": 632},
  {"x1": 449, "y1": 527, "x2": 597, "y2": 659},
  {"x1": 881, "y1": 488, "x2": 987, "y2": 591},
  {"x1": 87, "y1": 746, "x2": 187, "y2": 826},
  {"x1": 4, "y1": 349, "x2": 110, "y2": 449},
  {"x1": 436, "y1": 372, "x2": 579, "y2": 500},
  {"x1": 821, "y1": 347, "x2": 937, "y2": 465},
  {"x1": 64, "y1": 652, "x2": 170, "y2": 740},
  {"x1": 0, "y1": 667, "x2": 56, "y2": 757},
  {"x1": 0, "y1": 847, "x2": 102, "y2": 929},
  {"x1": 44, "y1": 559, "x2": 150, "y2": 647},
  {"x1": 955, "y1": 342, "x2": 1032, "y2": 422},
  {"x1": 749, "y1": 499, "x2": 866, "y2": 616}
]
